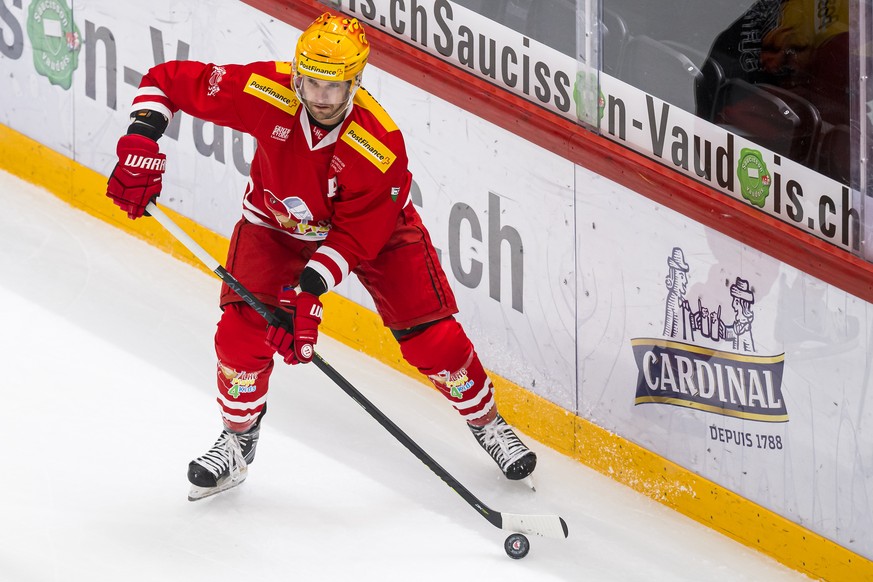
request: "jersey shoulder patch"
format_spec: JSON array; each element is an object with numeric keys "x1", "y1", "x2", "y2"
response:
[
  {"x1": 353, "y1": 88, "x2": 398, "y2": 133},
  {"x1": 341, "y1": 121, "x2": 397, "y2": 174},
  {"x1": 243, "y1": 71, "x2": 300, "y2": 116}
]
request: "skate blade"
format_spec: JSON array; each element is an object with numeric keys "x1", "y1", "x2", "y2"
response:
[{"x1": 188, "y1": 472, "x2": 248, "y2": 502}]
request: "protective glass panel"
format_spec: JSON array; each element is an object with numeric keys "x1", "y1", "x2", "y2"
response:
[
  {"x1": 321, "y1": 0, "x2": 866, "y2": 255},
  {"x1": 451, "y1": 0, "x2": 600, "y2": 129},
  {"x1": 600, "y1": 0, "x2": 851, "y2": 161},
  {"x1": 857, "y1": 0, "x2": 873, "y2": 260},
  {"x1": 599, "y1": 0, "x2": 864, "y2": 256}
]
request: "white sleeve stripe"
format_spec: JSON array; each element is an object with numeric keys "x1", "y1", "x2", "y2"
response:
[
  {"x1": 308, "y1": 261, "x2": 337, "y2": 293},
  {"x1": 316, "y1": 246, "x2": 350, "y2": 279},
  {"x1": 242, "y1": 202, "x2": 277, "y2": 227},
  {"x1": 136, "y1": 86, "x2": 168, "y2": 97}
]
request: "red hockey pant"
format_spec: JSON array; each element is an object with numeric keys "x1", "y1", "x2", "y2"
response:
[{"x1": 213, "y1": 205, "x2": 496, "y2": 431}]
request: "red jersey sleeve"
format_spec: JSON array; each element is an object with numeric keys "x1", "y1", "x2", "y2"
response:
[
  {"x1": 304, "y1": 96, "x2": 413, "y2": 293},
  {"x1": 131, "y1": 60, "x2": 273, "y2": 133}
]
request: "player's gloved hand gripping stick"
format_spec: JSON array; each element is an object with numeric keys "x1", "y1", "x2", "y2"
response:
[
  {"x1": 266, "y1": 286, "x2": 322, "y2": 365},
  {"x1": 106, "y1": 135, "x2": 166, "y2": 219},
  {"x1": 145, "y1": 202, "x2": 569, "y2": 543}
]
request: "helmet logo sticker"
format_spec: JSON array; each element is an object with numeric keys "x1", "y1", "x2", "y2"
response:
[{"x1": 296, "y1": 60, "x2": 345, "y2": 80}]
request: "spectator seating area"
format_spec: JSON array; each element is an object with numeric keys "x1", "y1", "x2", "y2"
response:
[
  {"x1": 597, "y1": 8, "x2": 852, "y2": 185},
  {"x1": 452, "y1": 0, "x2": 855, "y2": 187}
]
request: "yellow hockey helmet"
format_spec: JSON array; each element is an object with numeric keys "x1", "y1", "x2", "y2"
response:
[{"x1": 294, "y1": 12, "x2": 370, "y2": 82}]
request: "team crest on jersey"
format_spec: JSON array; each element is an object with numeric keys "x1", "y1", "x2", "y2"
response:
[
  {"x1": 341, "y1": 122, "x2": 396, "y2": 173},
  {"x1": 279, "y1": 195, "x2": 314, "y2": 221},
  {"x1": 207, "y1": 66, "x2": 226, "y2": 97},
  {"x1": 266, "y1": 191, "x2": 330, "y2": 239}
]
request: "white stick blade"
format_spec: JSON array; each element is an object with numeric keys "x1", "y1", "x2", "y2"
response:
[{"x1": 502, "y1": 513, "x2": 569, "y2": 539}]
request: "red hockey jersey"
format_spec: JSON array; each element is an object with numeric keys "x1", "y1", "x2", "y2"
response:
[{"x1": 132, "y1": 60, "x2": 413, "y2": 293}]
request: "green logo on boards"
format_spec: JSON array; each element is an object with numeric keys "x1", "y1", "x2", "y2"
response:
[
  {"x1": 573, "y1": 70, "x2": 605, "y2": 127},
  {"x1": 26, "y1": 0, "x2": 81, "y2": 90},
  {"x1": 736, "y1": 148, "x2": 771, "y2": 208}
]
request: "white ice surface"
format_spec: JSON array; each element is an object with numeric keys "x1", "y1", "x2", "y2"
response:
[{"x1": 0, "y1": 170, "x2": 810, "y2": 581}]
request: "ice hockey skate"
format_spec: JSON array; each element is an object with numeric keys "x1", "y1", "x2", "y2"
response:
[
  {"x1": 187, "y1": 418, "x2": 262, "y2": 501},
  {"x1": 469, "y1": 413, "x2": 537, "y2": 481}
]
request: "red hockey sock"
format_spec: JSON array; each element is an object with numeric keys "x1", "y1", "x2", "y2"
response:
[
  {"x1": 215, "y1": 359, "x2": 272, "y2": 433},
  {"x1": 214, "y1": 303, "x2": 275, "y2": 432},
  {"x1": 398, "y1": 319, "x2": 497, "y2": 425}
]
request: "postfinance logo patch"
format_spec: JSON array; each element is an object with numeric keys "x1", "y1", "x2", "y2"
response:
[
  {"x1": 27, "y1": 0, "x2": 81, "y2": 90},
  {"x1": 341, "y1": 122, "x2": 395, "y2": 173},
  {"x1": 244, "y1": 74, "x2": 300, "y2": 116}
]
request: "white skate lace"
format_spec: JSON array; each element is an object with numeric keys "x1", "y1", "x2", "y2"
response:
[
  {"x1": 474, "y1": 417, "x2": 530, "y2": 469},
  {"x1": 196, "y1": 431, "x2": 247, "y2": 481}
]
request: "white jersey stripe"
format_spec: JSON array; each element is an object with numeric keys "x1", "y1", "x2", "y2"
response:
[
  {"x1": 221, "y1": 410, "x2": 263, "y2": 424},
  {"x1": 315, "y1": 246, "x2": 350, "y2": 278},
  {"x1": 306, "y1": 246, "x2": 350, "y2": 292},
  {"x1": 135, "y1": 86, "x2": 169, "y2": 97},
  {"x1": 217, "y1": 393, "x2": 269, "y2": 411},
  {"x1": 459, "y1": 398, "x2": 495, "y2": 421},
  {"x1": 242, "y1": 200, "x2": 281, "y2": 229}
]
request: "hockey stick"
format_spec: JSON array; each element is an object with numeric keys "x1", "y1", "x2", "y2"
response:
[{"x1": 146, "y1": 202, "x2": 569, "y2": 540}]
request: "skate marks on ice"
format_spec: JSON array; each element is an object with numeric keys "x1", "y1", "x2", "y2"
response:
[{"x1": 0, "y1": 171, "x2": 809, "y2": 581}]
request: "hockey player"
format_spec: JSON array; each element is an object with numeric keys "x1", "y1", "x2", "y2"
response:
[{"x1": 106, "y1": 12, "x2": 537, "y2": 500}]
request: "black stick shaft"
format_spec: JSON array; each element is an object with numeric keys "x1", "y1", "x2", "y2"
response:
[
  {"x1": 146, "y1": 203, "x2": 503, "y2": 529},
  {"x1": 309, "y1": 353, "x2": 502, "y2": 528}
]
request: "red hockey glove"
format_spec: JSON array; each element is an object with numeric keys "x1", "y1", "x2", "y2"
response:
[
  {"x1": 265, "y1": 286, "x2": 323, "y2": 365},
  {"x1": 106, "y1": 134, "x2": 166, "y2": 219}
]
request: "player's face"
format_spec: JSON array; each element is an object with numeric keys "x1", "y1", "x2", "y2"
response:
[{"x1": 295, "y1": 75, "x2": 352, "y2": 124}]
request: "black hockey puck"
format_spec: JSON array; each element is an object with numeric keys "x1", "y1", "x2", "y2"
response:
[{"x1": 504, "y1": 533, "x2": 530, "y2": 559}]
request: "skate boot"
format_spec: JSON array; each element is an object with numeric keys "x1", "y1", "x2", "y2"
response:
[
  {"x1": 187, "y1": 412, "x2": 264, "y2": 501},
  {"x1": 469, "y1": 413, "x2": 537, "y2": 480}
]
